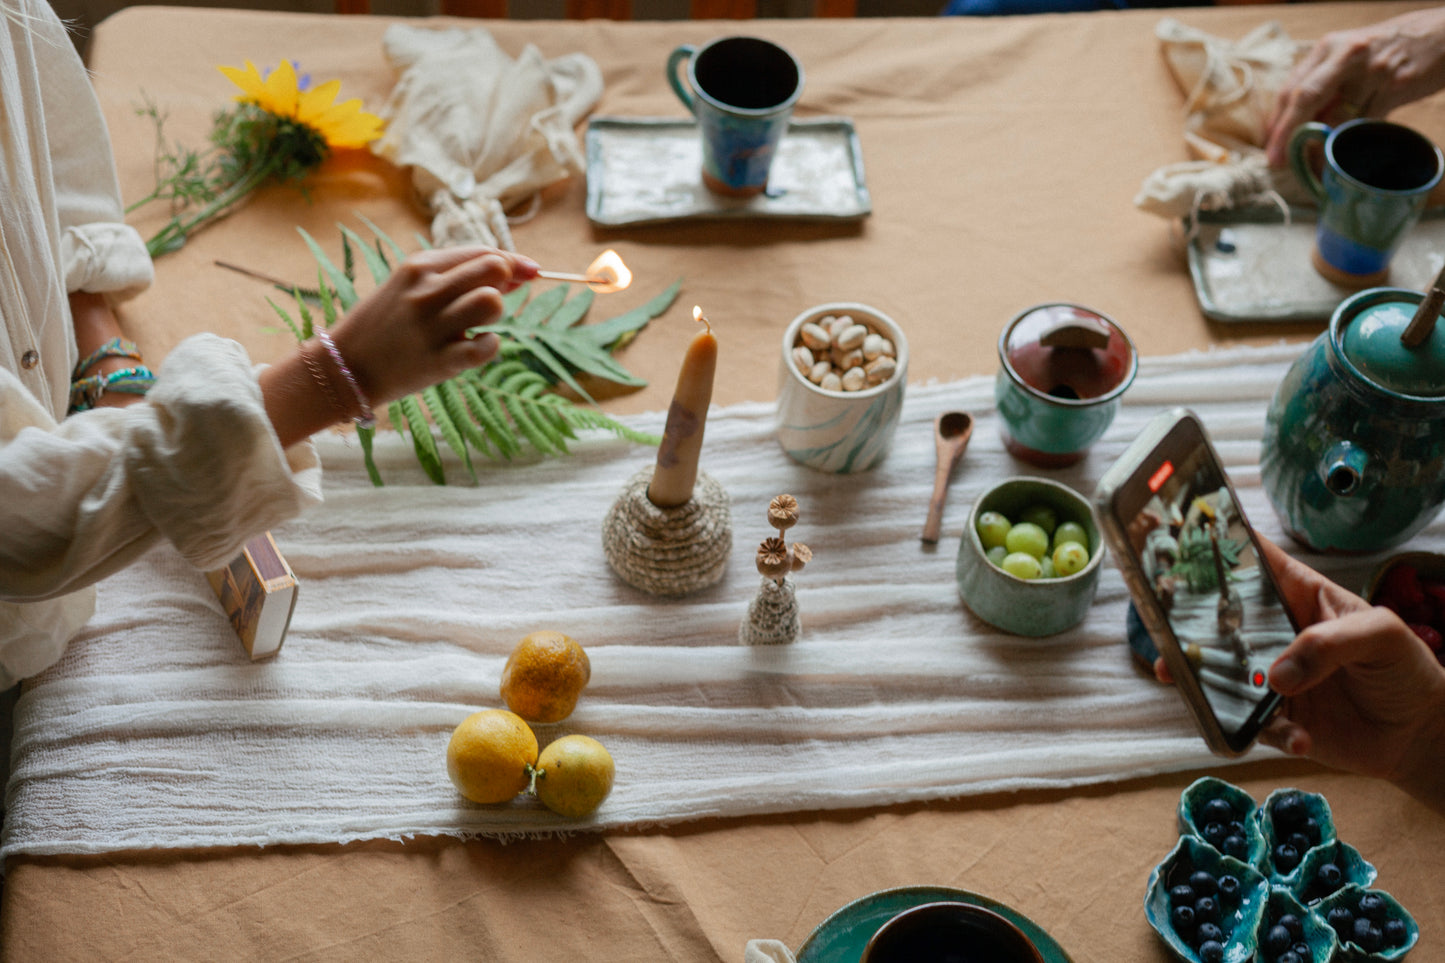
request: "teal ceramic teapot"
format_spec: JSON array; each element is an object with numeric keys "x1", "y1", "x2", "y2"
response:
[{"x1": 1261, "y1": 286, "x2": 1445, "y2": 553}]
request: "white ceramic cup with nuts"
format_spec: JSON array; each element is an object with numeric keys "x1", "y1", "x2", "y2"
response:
[{"x1": 775, "y1": 302, "x2": 908, "y2": 473}]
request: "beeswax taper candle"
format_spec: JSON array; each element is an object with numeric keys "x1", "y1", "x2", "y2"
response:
[{"x1": 648, "y1": 307, "x2": 717, "y2": 508}]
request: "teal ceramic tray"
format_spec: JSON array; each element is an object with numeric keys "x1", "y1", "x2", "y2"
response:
[
  {"x1": 1185, "y1": 206, "x2": 1445, "y2": 325},
  {"x1": 584, "y1": 115, "x2": 871, "y2": 227},
  {"x1": 795, "y1": 885, "x2": 1074, "y2": 962}
]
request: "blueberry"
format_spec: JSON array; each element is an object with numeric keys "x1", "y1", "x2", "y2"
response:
[
  {"x1": 1301, "y1": 816, "x2": 1321, "y2": 845},
  {"x1": 1217, "y1": 874, "x2": 1240, "y2": 897},
  {"x1": 1194, "y1": 896, "x2": 1220, "y2": 924},
  {"x1": 1228, "y1": 819, "x2": 1245, "y2": 836},
  {"x1": 1264, "y1": 923, "x2": 1292, "y2": 955},
  {"x1": 1272, "y1": 793, "x2": 1305, "y2": 825},
  {"x1": 1222, "y1": 835, "x2": 1247, "y2": 859},
  {"x1": 1287, "y1": 831, "x2": 1312, "y2": 853},
  {"x1": 1326, "y1": 906, "x2": 1354, "y2": 933},
  {"x1": 1384, "y1": 917, "x2": 1409, "y2": 946},
  {"x1": 1196, "y1": 922, "x2": 1224, "y2": 946},
  {"x1": 1292, "y1": 941, "x2": 1313, "y2": 963},
  {"x1": 1170, "y1": 883, "x2": 1195, "y2": 906},
  {"x1": 1278, "y1": 913, "x2": 1303, "y2": 939},
  {"x1": 1358, "y1": 892, "x2": 1387, "y2": 922},
  {"x1": 1189, "y1": 870, "x2": 1218, "y2": 896},
  {"x1": 1198, "y1": 939, "x2": 1225, "y2": 963},
  {"x1": 1201, "y1": 797, "x2": 1234, "y2": 824},
  {"x1": 1171, "y1": 904, "x2": 1195, "y2": 932},
  {"x1": 1277, "y1": 952, "x2": 1302, "y2": 963},
  {"x1": 1314, "y1": 862, "x2": 1342, "y2": 889},
  {"x1": 1274, "y1": 843, "x2": 1300, "y2": 873},
  {"x1": 1352, "y1": 917, "x2": 1382, "y2": 953},
  {"x1": 1203, "y1": 821, "x2": 1227, "y2": 844}
]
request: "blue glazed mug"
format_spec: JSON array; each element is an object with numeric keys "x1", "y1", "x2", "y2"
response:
[
  {"x1": 1288, "y1": 119, "x2": 1443, "y2": 287},
  {"x1": 667, "y1": 36, "x2": 803, "y2": 198}
]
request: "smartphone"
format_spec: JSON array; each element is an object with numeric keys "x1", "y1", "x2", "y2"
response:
[{"x1": 1094, "y1": 408, "x2": 1292, "y2": 756}]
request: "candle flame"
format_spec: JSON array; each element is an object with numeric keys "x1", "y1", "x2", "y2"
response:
[
  {"x1": 585, "y1": 249, "x2": 631, "y2": 293},
  {"x1": 692, "y1": 304, "x2": 712, "y2": 334}
]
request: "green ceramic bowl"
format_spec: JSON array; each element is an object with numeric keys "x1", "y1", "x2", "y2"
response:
[{"x1": 956, "y1": 476, "x2": 1104, "y2": 636}]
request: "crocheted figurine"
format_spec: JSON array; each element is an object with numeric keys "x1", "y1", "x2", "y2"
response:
[{"x1": 740, "y1": 494, "x2": 812, "y2": 645}]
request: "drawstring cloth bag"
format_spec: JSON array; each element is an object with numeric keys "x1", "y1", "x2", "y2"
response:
[
  {"x1": 371, "y1": 24, "x2": 604, "y2": 249},
  {"x1": 1134, "y1": 17, "x2": 1309, "y2": 220}
]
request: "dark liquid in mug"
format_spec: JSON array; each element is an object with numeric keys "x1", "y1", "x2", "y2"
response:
[
  {"x1": 866, "y1": 913, "x2": 1035, "y2": 963},
  {"x1": 693, "y1": 37, "x2": 800, "y2": 110},
  {"x1": 1334, "y1": 123, "x2": 1440, "y2": 191}
]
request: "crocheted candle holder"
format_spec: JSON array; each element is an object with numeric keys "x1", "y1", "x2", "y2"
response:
[
  {"x1": 602, "y1": 465, "x2": 731, "y2": 597},
  {"x1": 739, "y1": 577, "x2": 800, "y2": 645}
]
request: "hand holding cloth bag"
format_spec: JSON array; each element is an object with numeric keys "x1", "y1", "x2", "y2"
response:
[{"x1": 370, "y1": 24, "x2": 603, "y2": 250}]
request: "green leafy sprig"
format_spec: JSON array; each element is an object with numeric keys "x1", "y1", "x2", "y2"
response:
[
  {"x1": 129, "y1": 98, "x2": 329, "y2": 258},
  {"x1": 1171, "y1": 526, "x2": 1242, "y2": 593},
  {"x1": 267, "y1": 220, "x2": 676, "y2": 485}
]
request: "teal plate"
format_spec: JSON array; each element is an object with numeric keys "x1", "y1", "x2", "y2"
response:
[{"x1": 795, "y1": 886, "x2": 1074, "y2": 963}]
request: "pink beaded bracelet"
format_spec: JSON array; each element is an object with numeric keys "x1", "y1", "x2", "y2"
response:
[{"x1": 316, "y1": 329, "x2": 376, "y2": 429}]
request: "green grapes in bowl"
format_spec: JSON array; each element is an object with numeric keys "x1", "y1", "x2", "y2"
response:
[{"x1": 957, "y1": 476, "x2": 1105, "y2": 636}]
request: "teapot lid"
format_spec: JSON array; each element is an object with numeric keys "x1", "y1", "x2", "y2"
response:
[{"x1": 1339, "y1": 289, "x2": 1445, "y2": 397}]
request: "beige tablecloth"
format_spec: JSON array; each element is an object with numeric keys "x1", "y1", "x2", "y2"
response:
[{"x1": 5, "y1": 4, "x2": 1445, "y2": 961}]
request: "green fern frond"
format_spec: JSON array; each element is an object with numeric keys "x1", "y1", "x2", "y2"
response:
[
  {"x1": 277, "y1": 221, "x2": 673, "y2": 485},
  {"x1": 265, "y1": 297, "x2": 305, "y2": 343}
]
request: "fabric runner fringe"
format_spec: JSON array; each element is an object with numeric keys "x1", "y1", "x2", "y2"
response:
[{"x1": 3, "y1": 343, "x2": 1421, "y2": 857}]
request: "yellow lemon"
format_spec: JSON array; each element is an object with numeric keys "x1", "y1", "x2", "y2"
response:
[
  {"x1": 445, "y1": 709, "x2": 538, "y2": 804},
  {"x1": 499, "y1": 630, "x2": 591, "y2": 724},
  {"x1": 533, "y1": 734, "x2": 615, "y2": 818}
]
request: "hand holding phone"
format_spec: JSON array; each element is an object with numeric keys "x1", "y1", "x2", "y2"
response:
[{"x1": 1095, "y1": 408, "x2": 1293, "y2": 755}]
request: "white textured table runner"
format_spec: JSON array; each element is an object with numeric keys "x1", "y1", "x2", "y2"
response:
[{"x1": 4, "y1": 344, "x2": 1423, "y2": 857}]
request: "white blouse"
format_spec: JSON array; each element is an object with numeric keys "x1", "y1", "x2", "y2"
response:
[{"x1": 0, "y1": 0, "x2": 322, "y2": 687}]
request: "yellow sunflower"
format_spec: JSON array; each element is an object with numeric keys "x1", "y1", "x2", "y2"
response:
[{"x1": 218, "y1": 60, "x2": 384, "y2": 149}]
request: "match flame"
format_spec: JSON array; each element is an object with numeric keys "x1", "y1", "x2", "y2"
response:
[
  {"x1": 693, "y1": 304, "x2": 712, "y2": 334},
  {"x1": 586, "y1": 249, "x2": 631, "y2": 293}
]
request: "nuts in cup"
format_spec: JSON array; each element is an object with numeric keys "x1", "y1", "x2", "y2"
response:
[{"x1": 790, "y1": 312, "x2": 898, "y2": 392}]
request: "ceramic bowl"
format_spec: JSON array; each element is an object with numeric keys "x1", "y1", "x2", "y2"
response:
[
  {"x1": 1292, "y1": 840, "x2": 1378, "y2": 906},
  {"x1": 774, "y1": 302, "x2": 908, "y2": 473},
  {"x1": 1363, "y1": 551, "x2": 1445, "y2": 665},
  {"x1": 1258, "y1": 788, "x2": 1338, "y2": 884},
  {"x1": 1177, "y1": 776, "x2": 1267, "y2": 867},
  {"x1": 955, "y1": 476, "x2": 1104, "y2": 636},
  {"x1": 1316, "y1": 885, "x2": 1419, "y2": 961},
  {"x1": 1145, "y1": 834, "x2": 1269, "y2": 963},
  {"x1": 1255, "y1": 886, "x2": 1339, "y2": 963}
]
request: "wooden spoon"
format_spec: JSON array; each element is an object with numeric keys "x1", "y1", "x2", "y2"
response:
[{"x1": 922, "y1": 410, "x2": 975, "y2": 544}]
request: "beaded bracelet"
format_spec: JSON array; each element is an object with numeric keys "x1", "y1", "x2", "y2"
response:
[
  {"x1": 315, "y1": 329, "x2": 375, "y2": 429},
  {"x1": 68, "y1": 365, "x2": 157, "y2": 414}
]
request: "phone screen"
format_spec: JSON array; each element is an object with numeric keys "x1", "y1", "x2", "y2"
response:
[{"x1": 1107, "y1": 415, "x2": 1291, "y2": 751}]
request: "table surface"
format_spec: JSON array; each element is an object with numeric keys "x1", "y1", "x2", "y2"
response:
[{"x1": 5, "y1": 3, "x2": 1445, "y2": 960}]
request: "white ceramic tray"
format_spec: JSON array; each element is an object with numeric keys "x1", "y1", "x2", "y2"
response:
[
  {"x1": 1186, "y1": 206, "x2": 1445, "y2": 324},
  {"x1": 584, "y1": 115, "x2": 871, "y2": 227}
]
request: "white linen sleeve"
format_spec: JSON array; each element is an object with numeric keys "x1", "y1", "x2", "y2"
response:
[
  {"x1": 0, "y1": 333, "x2": 322, "y2": 601},
  {"x1": 33, "y1": 0, "x2": 154, "y2": 300}
]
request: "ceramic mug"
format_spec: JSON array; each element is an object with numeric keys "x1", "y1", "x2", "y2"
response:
[
  {"x1": 666, "y1": 35, "x2": 803, "y2": 198},
  {"x1": 1289, "y1": 118, "x2": 1444, "y2": 287},
  {"x1": 775, "y1": 302, "x2": 907, "y2": 473},
  {"x1": 860, "y1": 902, "x2": 1046, "y2": 963},
  {"x1": 994, "y1": 303, "x2": 1136, "y2": 468}
]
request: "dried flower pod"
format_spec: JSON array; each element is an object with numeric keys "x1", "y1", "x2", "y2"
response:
[
  {"x1": 841, "y1": 366, "x2": 867, "y2": 391},
  {"x1": 790, "y1": 542, "x2": 812, "y2": 571},
  {"x1": 808, "y1": 360, "x2": 832, "y2": 384},
  {"x1": 756, "y1": 536, "x2": 791, "y2": 579},
  {"x1": 768, "y1": 494, "x2": 799, "y2": 531},
  {"x1": 799, "y1": 322, "x2": 832, "y2": 352},
  {"x1": 836, "y1": 324, "x2": 868, "y2": 352},
  {"x1": 820, "y1": 371, "x2": 843, "y2": 392},
  {"x1": 864, "y1": 355, "x2": 897, "y2": 385},
  {"x1": 792, "y1": 345, "x2": 814, "y2": 374}
]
